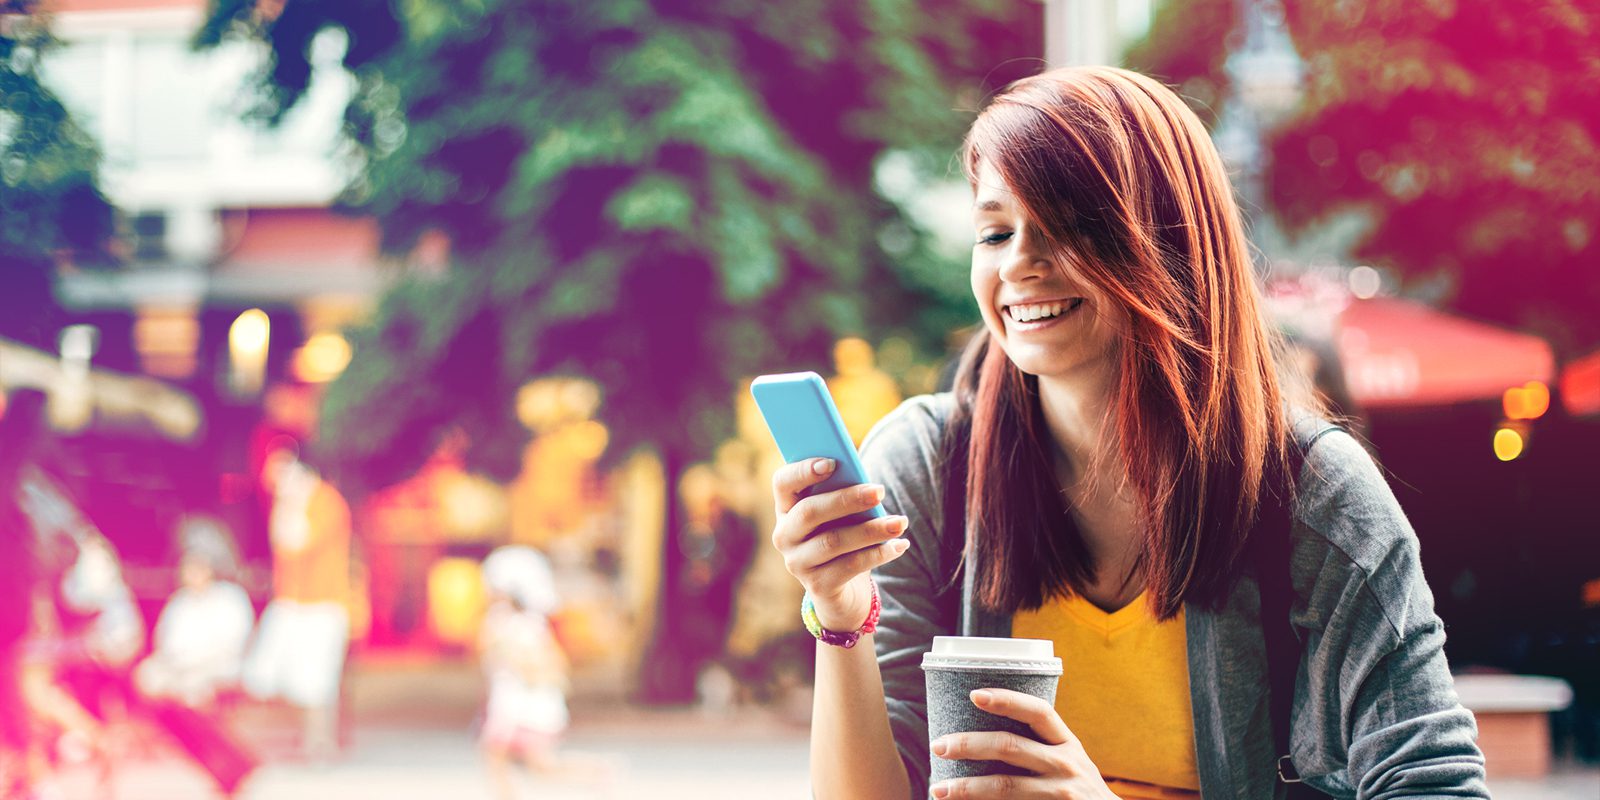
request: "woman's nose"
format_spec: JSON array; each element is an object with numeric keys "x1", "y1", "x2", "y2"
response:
[{"x1": 998, "y1": 238, "x2": 1053, "y2": 284}]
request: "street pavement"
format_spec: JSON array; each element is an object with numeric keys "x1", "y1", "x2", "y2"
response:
[
  {"x1": 43, "y1": 704, "x2": 814, "y2": 799},
  {"x1": 35, "y1": 655, "x2": 1600, "y2": 800},
  {"x1": 41, "y1": 655, "x2": 816, "y2": 800}
]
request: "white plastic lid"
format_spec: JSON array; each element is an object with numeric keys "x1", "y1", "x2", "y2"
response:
[{"x1": 921, "y1": 636, "x2": 1062, "y2": 673}]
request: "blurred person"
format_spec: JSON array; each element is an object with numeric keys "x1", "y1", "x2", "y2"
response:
[
  {"x1": 477, "y1": 546, "x2": 618, "y2": 799},
  {"x1": 125, "y1": 515, "x2": 260, "y2": 798},
  {"x1": 135, "y1": 517, "x2": 254, "y2": 708},
  {"x1": 45, "y1": 530, "x2": 143, "y2": 780},
  {"x1": 243, "y1": 444, "x2": 352, "y2": 761},
  {"x1": 23, "y1": 498, "x2": 257, "y2": 796},
  {"x1": 123, "y1": 517, "x2": 260, "y2": 799},
  {"x1": 18, "y1": 521, "x2": 139, "y2": 796},
  {"x1": 56, "y1": 534, "x2": 145, "y2": 683},
  {"x1": 478, "y1": 545, "x2": 568, "y2": 799},
  {"x1": 769, "y1": 66, "x2": 1485, "y2": 799}
]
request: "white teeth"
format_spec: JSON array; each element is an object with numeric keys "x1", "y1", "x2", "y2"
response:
[{"x1": 1009, "y1": 301, "x2": 1074, "y2": 322}]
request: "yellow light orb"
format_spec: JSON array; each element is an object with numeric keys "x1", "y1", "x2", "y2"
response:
[
  {"x1": 568, "y1": 419, "x2": 609, "y2": 460},
  {"x1": 516, "y1": 380, "x2": 561, "y2": 432},
  {"x1": 1493, "y1": 427, "x2": 1524, "y2": 462},
  {"x1": 229, "y1": 309, "x2": 271, "y2": 357},
  {"x1": 834, "y1": 337, "x2": 875, "y2": 376},
  {"x1": 1502, "y1": 387, "x2": 1527, "y2": 420},
  {"x1": 293, "y1": 332, "x2": 353, "y2": 383},
  {"x1": 559, "y1": 379, "x2": 601, "y2": 421},
  {"x1": 1522, "y1": 381, "x2": 1550, "y2": 420}
]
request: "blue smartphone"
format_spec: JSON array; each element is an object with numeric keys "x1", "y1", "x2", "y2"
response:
[{"x1": 750, "y1": 371, "x2": 887, "y2": 527}]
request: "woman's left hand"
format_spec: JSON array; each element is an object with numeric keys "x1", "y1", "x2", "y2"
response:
[{"x1": 930, "y1": 689, "x2": 1119, "y2": 799}]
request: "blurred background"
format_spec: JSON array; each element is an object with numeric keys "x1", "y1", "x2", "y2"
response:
[{"x1": 1, "y1": 0, "x2": 1596, "y2": 798}]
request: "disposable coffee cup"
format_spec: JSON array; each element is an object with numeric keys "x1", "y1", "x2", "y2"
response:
[{"x1": 921, "y1": 636, "x2": 1062, "y2": 782}]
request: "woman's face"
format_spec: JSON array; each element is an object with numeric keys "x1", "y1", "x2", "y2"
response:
[{"x1": 970, "y1": 159, "x2": 1122, "y2": 381}]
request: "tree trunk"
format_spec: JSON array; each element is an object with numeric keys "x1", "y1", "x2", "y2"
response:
[{"x1": 634, "y1": 444, "x2": 699, "y2": 704}]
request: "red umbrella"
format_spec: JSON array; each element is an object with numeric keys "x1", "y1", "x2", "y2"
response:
[
  {"x1": 1559, "y1": 349, "x2": 1600, "y2": 418},
  {"x1": 1337, "y1": 297, "x2": 1555, "y2": 409}
]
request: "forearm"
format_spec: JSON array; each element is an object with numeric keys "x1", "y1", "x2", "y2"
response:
[{"x1": 810, "y1": 634, "x2": 911, "y2": 800}]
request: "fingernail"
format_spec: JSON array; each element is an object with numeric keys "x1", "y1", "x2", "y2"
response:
[
  {"x1": 889, "y1": 515, "x2": 909, "y2": 533},
  {"x1": 862, "y1": 484, "x2": 884, "y2": 502},
  {"x1": 931, "y1": 782, "x2": 951, "y2": 799},
  {"x1": 931, "y1": 737, "x2": 948, "y2": 757},
  {"x1": 889, "y1": 539, "x2": 910, "y2": 554},
  {"x1": 813, "y1": 458, "x2": 835, "y2": 475},
  {"x1": 971, "y1": 689, "x2": 992, "y2": 706}
]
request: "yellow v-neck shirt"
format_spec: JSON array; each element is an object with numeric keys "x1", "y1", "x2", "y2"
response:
[{"x1": 1011, "y1": 591, "x2": 1201, "y2": 800}]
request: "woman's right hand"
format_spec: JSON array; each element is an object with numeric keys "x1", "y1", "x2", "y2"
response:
[{"x1": 771, "y1": 458, "x2": 911, "y2": 633}]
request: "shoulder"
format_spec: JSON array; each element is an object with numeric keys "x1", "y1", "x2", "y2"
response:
[
  {"x1": 1290, "y1": 419, "x2": 1425, "y2": 640},
  {"x1": 858, "y1": 394, "x2": 958, "y2": 548},
  {"x1": 858, "y1": 393, "x2": 955, "y2": 493},
  {"x1": 859, "y1": 393, "x2": 955, "y2": 462},
  {"x1": 1292, "y1": 420, "x2": 1410, "y2": 574}
]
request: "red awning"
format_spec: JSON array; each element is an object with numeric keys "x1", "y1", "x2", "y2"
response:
[
  {"x1": 1337, "y1": 297, "x2": 1555, "y2": 409},
  {"x1": 218, "y1": 208, "x2": 382, "y2": 270},
  {"x1": 1560, "y1": 349, "x2": 1600, "y2": 417}
]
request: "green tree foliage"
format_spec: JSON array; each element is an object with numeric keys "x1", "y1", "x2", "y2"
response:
[
  {"x1": 197, "y1": 0, "x2": 1036, "y2": 489},
  {"x1": 0, "y1": 4, "x2": 114, "y2": 348},
  {"x1": 1123, "y1": 0, "x2": 1236, "y2": 128},
  {"x1": 199, "y1": 0, "x2": 1036, "y2": 700},
  {"x1": 1129, "y1": 0, "x2": 1600, "y2": 354}
]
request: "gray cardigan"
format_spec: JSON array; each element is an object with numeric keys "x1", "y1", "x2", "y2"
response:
[{"x1": 861, "y1": 394, "x2": 1487, "y2": 799}]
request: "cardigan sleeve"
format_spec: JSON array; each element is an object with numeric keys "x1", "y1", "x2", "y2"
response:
[
  {"x1": 1290, "y1": 429, "x2": 1488, "y2": 798},
  {"x1": 859, "y1": 395, "x2": 961, "y2": 800}
]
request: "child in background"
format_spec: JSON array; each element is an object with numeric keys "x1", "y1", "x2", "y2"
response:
[
  {"x1": 478, "y1": 545, "x2": 570, "y2": 800},
  {"x1": 135, "y1": 517, "x2": 255, "y2": 708}
]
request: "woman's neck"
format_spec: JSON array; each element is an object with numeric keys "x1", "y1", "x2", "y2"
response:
[
  {"x1": 1037, "y1": 364, "x2": 1143, "y2": 606},
  {"x1": 1035, "y1": 366, "x2": 1117, "y2": 481}
]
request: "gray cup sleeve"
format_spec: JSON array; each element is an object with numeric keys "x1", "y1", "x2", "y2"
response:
[{"x1": 923, "y1": 668, "x2": 1061, "y2": 782}]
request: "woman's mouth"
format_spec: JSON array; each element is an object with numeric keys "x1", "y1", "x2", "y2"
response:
[{"x1": 1003, "y1": 298, "x2": 1085, "y2": 329}]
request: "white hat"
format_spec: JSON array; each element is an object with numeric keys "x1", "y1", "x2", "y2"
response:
[{"x1": 481, "y1": 545, "x2": 559, "y2": 616}]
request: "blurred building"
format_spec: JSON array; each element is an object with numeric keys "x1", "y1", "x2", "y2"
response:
[
  {"x1": 28, "y1": 0, "x2": 411, "y2": 617},
  {"x1": 41, "y1": 0, "x2": 396, "y2": 391}
]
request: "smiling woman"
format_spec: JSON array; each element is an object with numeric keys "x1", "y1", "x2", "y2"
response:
[
  {"x1": 767, "y1": 65, "x2": 1486, "y2": 800},
  {"x1": 958, "y1": 66, "x2": 1277, "y2": 623}
]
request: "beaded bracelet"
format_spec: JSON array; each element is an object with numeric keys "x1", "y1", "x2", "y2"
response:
[{"x1": 801, "y1": 578, "x2": 881, "y2": 649}]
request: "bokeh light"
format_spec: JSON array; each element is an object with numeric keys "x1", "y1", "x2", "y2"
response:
[
  {"x1": 1348, "y1": 265, "x2": 1382, "y2": 300},
  {"x1": 1493, "y1": 426, "x2": 1525, "y2": 462},
  {"x1": 292, "y1": 332, "x2": 353, "y2": 384}
]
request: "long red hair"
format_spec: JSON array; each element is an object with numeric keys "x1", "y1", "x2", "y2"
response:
[{"x1": 951, "y1": 66, "x2": 1296, "y2": 620}]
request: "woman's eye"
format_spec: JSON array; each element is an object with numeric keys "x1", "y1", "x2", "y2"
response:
[{"x1": 976, "y1": 231, "x2": 1013, "y2": 246}]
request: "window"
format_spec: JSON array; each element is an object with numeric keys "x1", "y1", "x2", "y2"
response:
[{"x1": 130, "y1": 212, "x2": 168, "y2": 261}]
